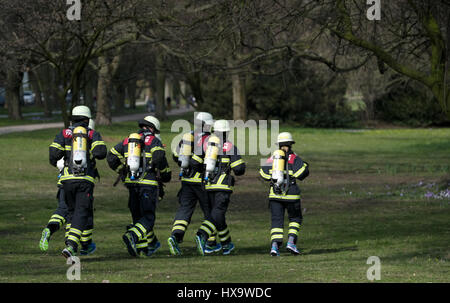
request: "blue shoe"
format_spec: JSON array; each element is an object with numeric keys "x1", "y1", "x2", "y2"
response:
[
  {"x1": 80, "y1": 242, "x2": 97, "y2": 256},
  {"x1": 145, "y1": 241, "x2": 161, "y2": 257},
  {"x1": 270, "y1": 244, "x2": 279, "y2": 256},
  {"x1": 168, "y1": 236, "x2": 181, "y2": 256},
  {"x1": 194, "y1": 235, "x2": 206, "y2": 256},
  {"x1": 222, "y1": 242, "x2": 235, "y2": 255},
  {"x1": 205, "y1": 242, "x2": 222, "y2": 254},
  {"x1": 286, "y1": 242, "x2": 300, "y2": 255},
  {"x1": 122, "y1": 232, "x2": 138, "y2": 257}
]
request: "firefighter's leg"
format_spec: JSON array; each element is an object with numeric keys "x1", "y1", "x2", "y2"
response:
[
  {"x1": 286, "y1": 200, "x2": 302, "y2": 255},
  {"x1": 195, "y1": 185, "x2": 220, "y2": 253},
  {"x1": 194, "y1": 191, "x2": 217, "y2": 256},
  {"x1": 40, "y1": 188, "x2": 68, "y2": 251},
  {"x1": 171, "y1": 184, "x2": 197, "y2": 244},
  {"x1": 269, "y1": 200, "x2": 285, "y2": 256},
  {"x1": 64, "y1": 182, "x2": 94, "y2": 256},
  {"x1": 122, "y1": 186, "x2": 142, "y2": 257},
  {"x1": 125, "y1": 186, "x2": 159, "y2": 257},
  {"x1": 210, "y1": 191, "x2": 234, "y2": 255},
  {"x1": 80, "y1": 201, "x2": 96, "y2": 256}
]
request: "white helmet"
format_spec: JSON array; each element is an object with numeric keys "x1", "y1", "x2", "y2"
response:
[
  {"x1": 213, "y1": 119, "x2": 231, "y2": 132},
  {"x1": 88, "y1": 119, "x2": 95, "y2": 130},
  {"x1": 72, "y1": 105, "x2": 91, "y2": 119},
  {"x1": 139, "y1": 115, "x2": 161, "y2": 133},
  {"x1": 195, "y1": 112, "x2": 214, "y2": 126},
  {"x1": 277, "y1": 132, "x2": 295, "y2": 144}
]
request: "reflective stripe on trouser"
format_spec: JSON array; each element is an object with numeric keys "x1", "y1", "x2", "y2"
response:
[
  {"x1": 129, "y1": 223, "x2": 147, "y2": 241},
  {"x1": 47, "y1": 214, "x2": 66, "y2": 229},
  {"x1": 67, "y1": 227, "x2": 82, "y2": 247},
  {"x1": 127, "y1": 185, "x2": 158, "y2": 241},
  {"x1": 270, "y1": 228, "x2": 284, "y2": 243},
  {"x1": 80, "y1": 229, "x2": 93, "y2": 246},
  {"x1": 197, "y1": 220, "x2": 217, "y2": 240},
  {"x1": 207, "y1": 232, "x2": 217, "y2": 243},
  {"x1": 218, "y1": 228, "x2": 231, "y2": 244},
  {"x1": 135, "y1": 230, "x2": 158, "y2": 250},
  {"x1": 65, "y1": 224, "x2": 71, "y2": 241},
  {"x1": 288, "y1": 222, "x2": 301, "y2": 239},
  {"x1": 269, "y1": 199, "x2": 303, "y2": 245},
  {"x1": 171, "y1": 183, "x2": 212, "y2": 242}
]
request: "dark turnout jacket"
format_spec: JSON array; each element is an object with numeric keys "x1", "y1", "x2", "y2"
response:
[
  {"x1": 259, "y1": 150, "x2": 309, "y2": 202},
  {"x1": 49, "y1": 121, "x2": 107, "y2": 184},
  {"x1": 107, "y1": 129, "x2": 171, "y2": 186}
]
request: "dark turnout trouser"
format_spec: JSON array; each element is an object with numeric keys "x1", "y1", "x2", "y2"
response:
[
  {"x1": 127, "y1": 185, "x2": 159, "y2": 246},
  {"x1": 47, "y1": 187, "x2": 94, "y2": 247},
  {"x1": 171, "y1": 183, "x2": 212, "y2": 243},
  {"x1": 63, "y1": 181, "x2": 95, "y2": 250},
  {"x1": 206, "y1": 191, "x2": 232, "y2": 245},
  {"x1": 270, "y1": 199, "x2": 303, "y2": 246}
]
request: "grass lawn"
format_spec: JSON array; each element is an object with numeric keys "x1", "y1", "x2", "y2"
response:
[{"x1": 0, "y1": 116, "x2": 449, "y2": 283}]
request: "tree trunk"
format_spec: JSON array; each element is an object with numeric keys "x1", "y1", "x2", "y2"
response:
[
  {"x1": 156, "y1": 55, "x2": 167, "y2": 120},
  {"x1": 5, "y1": 68, "x2": 23, "y2": 120},
  {"x1": 40, "y1": 65, "x2": 53, "y2": 117},
  {"x1": 96, "y1": 56, "x2": 112, "y2": 126},
  {"x1": 128, "y1": 80, "x2": 137, "y2": 109},
  {"x1": 186, "y1": 72, "x2": 203, "y2": 108},
  {"x1": 231, "y1": 72, "x2": 247, "y2": 121},
  {"x1": 114, "y1": 83, "x2": 125, "y2": 112},
  {"x1": 29, "y1": 70, "x2": 43, "y2": 108}
]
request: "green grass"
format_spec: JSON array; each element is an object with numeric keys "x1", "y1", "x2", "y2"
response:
[{"x1": 0, "y1": 116, "x2": 449, "y2": 282}]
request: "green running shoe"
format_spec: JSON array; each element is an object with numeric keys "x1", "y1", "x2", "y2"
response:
[
  {"x1": 39, "y1": 228, "x2": 51, "y2": 252},
  {"x1": 122, "y1": 232, "x2": 138, "y2": 257},
  {"x1": 168, "y1": 236, "x2": 181, "y2": 256},
  {"x1": 62, "y1": 245, "x2": 76, "y2": 259},
  {"x1": 194, "y1": 235, "x2": 206, "y2": 256}
]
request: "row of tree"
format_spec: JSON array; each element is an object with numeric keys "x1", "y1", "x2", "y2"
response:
[{"x1": 0, "y1": 0, "x2": 448, "y2": 127}]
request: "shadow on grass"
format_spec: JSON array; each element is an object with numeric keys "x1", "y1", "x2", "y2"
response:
[{"x1": 304, "y1": 245, "x2": 358, "y2": 255}]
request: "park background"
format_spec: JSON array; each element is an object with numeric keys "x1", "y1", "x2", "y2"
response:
[{"x1": 0, "y1": 1, "x2": 449, "y2": 282}]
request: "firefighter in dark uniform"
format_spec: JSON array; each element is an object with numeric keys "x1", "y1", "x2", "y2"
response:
[
  {"x1": 106, "y1": 116, "x2": 172, "y2": 257},
  {"x1": 41, "y1": 119, "x2": 98, "y2": 255},
  {"x1": 168, "y1": 112, "x2": 219, "y2": 256},
  {"x1": 49, "y1": 107, "x2": 107, "y2": 259},
  {"x1": 195, "y1": 119, "x2": 246, "y2": 256},
  {"x1": 259, "y1": 132, "x2": 309, "y2": 256}
]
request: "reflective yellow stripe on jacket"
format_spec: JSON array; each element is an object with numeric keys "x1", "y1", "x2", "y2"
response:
[{"x1": 268, "y1": 187, "x2": 300, "y2": 200}]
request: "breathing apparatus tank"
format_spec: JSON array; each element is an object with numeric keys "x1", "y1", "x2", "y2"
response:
[
  {"x1": 272, "y1": 149, "x2": 286, "y2": 188},
  {"x1": 72, "y1": 126, "x2": 88, "y2": 174},
  {"x1": 179, "y1": 132, "x2": 194, "y2": 177},
  {"x1": 204, "y1": 135, "x2": 221, "y2": 182},
  {"x1": 127, "y1": 133, "x2": 142, "y2": 180}
]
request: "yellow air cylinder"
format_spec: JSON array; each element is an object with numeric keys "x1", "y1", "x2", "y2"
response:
[
  {"x1": 127, "y1": 133, "x2": 142, "y2": 180},
  {"x1": 272, "y1": 149, "x2": 285, "y2": 186},
  {"x1": 180, "y1": 133, "x2": 194, "y2": 170},
  {"x1": 72, "y1": 126, "x2": 88, "y2": 170},
  {"x1": 204, "y1": 135, "x2": 221, "y2": 181}
]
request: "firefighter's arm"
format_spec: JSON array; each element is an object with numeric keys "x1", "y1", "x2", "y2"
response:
[
  {"x1": 293, "y1": 157, "x2": 309, "y2": 181},
  {"x1": 172, "y1": 140, "x2": 182, "y2": 165},
  {"x1": 230, "y1": 147, "x2": 246, "y2": 176},
  {"x1": 91, "y1": 132, "x2": 107, "y2": 160},
  {"x1": 259, "y1": 164, "x2": 272, "y2": 181},
  {"x1": 107, "y1": 142, "x2": 125, "y2": 172},
  {"x1": 150, "y1": 138, "x2": 168, "y2": 171},
  {"x1": 158, "y1": 157, "x2": 172, "y2": 183},
  {"x1": 49, "y1": 131, "x2": 65, "y2": 167}
]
